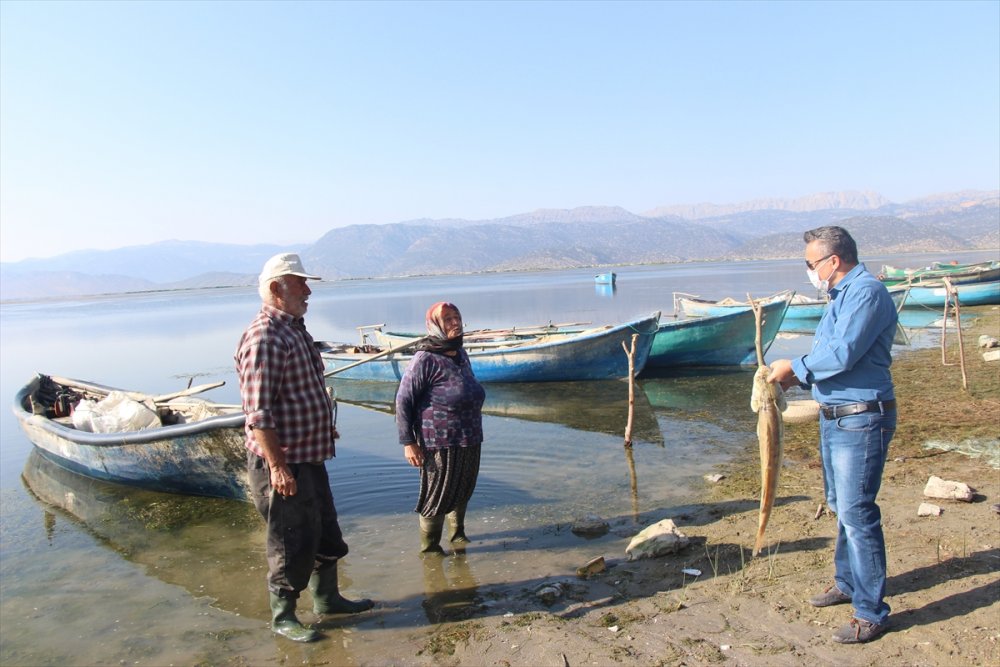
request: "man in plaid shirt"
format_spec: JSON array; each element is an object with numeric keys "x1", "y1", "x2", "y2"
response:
[{"x1": 236, "y1": 252, "x2": 373, "y2": 643}]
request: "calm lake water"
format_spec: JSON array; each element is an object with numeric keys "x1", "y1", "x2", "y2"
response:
[{"x1": 1, "y1": 251, "x2": 995, "y2": 665}]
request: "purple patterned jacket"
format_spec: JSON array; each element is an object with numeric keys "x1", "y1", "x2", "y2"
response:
[{"x1": 395, "y1": 350, "x2": 486, "y2": 450}]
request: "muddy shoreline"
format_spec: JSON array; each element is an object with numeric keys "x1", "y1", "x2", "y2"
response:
[{"x1": 422, "y1": 306, "x2": 1000, "y2": 666}]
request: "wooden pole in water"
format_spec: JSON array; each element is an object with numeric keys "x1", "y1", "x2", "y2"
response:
[
  {"x1": 748, "y1": 294, "x2": 765, "y2": 366},
  {"x1": 944, "y1": 278, "x2": 969, "y2": 391},
  {"x1": 940, "y1": 284, "x2": 952, "y2": 366},
  {"x1": 622, "y1": 333, "x2": 638, "y2": 448},
  {"x1": 622, "y1": 334, "x2": 639, "y2": 520}
]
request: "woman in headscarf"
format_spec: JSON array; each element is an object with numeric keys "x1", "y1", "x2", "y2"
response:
[{"x1": 395, "y1": 302, "x2": 486, "y2": 553}]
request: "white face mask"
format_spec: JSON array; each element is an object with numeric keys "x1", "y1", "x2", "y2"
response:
[
  {"x1": 806, "y1": 255, "x2": 834, "y2": 292},
  {"x1": 807, "y1": 268, "x2": 829, "y2": 292}
]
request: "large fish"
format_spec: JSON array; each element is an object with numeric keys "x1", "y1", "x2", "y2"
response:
[{"x1": 751, "y1": 363, "x2": 786, "y2": 556}]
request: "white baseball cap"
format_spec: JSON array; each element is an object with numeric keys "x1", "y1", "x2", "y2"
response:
[{"x1": 258, "y1": 253, "x2": 321, "y2": 285}]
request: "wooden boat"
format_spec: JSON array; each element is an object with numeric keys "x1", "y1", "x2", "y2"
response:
[
  {"x1": 647, "y1": 295, "x2": 791, "y2": 368},
  {"x1": 13, "y1": 374, "x2": 248, "y2": 499},
  {"x1": 676, "y1": 285, "x2": 914, "y2": 334},
  {"x1": 594, "y1": 271, "x2": 617, "y2": 285},
  {"x1": 879, "y1": 261, "x2": 1000, "y2": 286},
  {"x1": 319, "y1": 312, "x2": 661, "y2": 382},
  {"x1": 892, "y1": 279, "x2": 1000, "y2": 308},
  {"x1": 373, "y1": 321, "x2": 589, "y2": 351},
  {"x1": 676, "y1": 290, "x2": 822, "y2": 333},
  {"x1": 674, "y1": 290, "x2": 808, "y2": 318},
  {"x1": 328, "y1": 378, "x2": 664, "y2": 445}
]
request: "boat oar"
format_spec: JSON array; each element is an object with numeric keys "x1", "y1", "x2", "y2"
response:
[
  {"x1": 48, "y1": 375, "x2": 225, "y2": 404},
  {"x1": 465, "y1": 321, "x2": 590, "y2": 337},
  {"x1": 324, "y1": 337, "x2": 429, "y2": 378},
  {"x1": 152, "y1": 381, "x2": 226, "y2": 403}
]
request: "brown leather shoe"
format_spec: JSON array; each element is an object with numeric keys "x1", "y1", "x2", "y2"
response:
[
  {"x1": 809, "y1": 584, "x2": 851, "y2": 607},
  {"x1": 832, "y1": 617, "x2": 887, "y2": 644}
]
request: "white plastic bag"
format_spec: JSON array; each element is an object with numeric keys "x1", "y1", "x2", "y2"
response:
[{"x1": 70, "y1": 391, "x2": 160, "y2": 433}]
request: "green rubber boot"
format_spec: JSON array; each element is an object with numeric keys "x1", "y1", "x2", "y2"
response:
[
  {"x1": 309, "y1": 563, "x2": 375, "y2": 615},
  {"x1": 419, "y1": 514, "x2": 446, "y2": 553},
  {"x1": 269, "y1": 592, "x2": 320, "y2": 643},
  {"x1": 447, "y1": 502, "x2": 470, "y2": 544}
]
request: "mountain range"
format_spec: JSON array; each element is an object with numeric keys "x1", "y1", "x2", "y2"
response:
[{"x1": 2, "y1": 189, "x2": 997, "y2": 301}]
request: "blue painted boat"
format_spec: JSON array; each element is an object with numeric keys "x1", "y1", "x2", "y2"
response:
[
  {"x1": 674, "y1": 290, "x2": 816, "y2": 331},
  {"x1": 320, "y1": 312, "x2": 661, "y2": 382},
  {"x1": 892, "y1": 279, "x2": 1000, "y2": 308},
  {"x1": 675, "y1": 290, "x2": 800, "y2": 316},
  {"x1": 647, "y1": 294, "x2": 791, "y2": 368},
  {"x1": 595, "y1": 271, "x2": 617, "y2": 285},
  {"x1": 13, "y1": 374, "x2": 248, "y2": 499},
  {"x1": 677, "y1": 287, "x2": 913, "y2": 334}
]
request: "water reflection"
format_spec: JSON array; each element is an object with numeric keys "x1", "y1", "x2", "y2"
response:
[
  {"x1": 641, "y1": 369, "x2": 755, "y2": 420},
  {"x1": 20, "y1": 449, "x2": 265, "y2": 617},
  {"x1": 420, "y1": 553, "x2": 483, "y2": 623},
  {"x1": 329, "y1": 378, "x2": 664, "y2": 446},
  {"x1": 595, "y1": 283, "x2": 617, "y2": 298}
]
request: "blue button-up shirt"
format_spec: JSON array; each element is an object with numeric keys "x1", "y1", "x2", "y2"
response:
[{"x1": 790, "y1": 263, "x2": 896, "y2": 405}]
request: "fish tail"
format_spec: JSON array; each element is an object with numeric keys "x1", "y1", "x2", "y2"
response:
[{"x1": 753, "y1": 513, "x2": 770, "y2": 557}]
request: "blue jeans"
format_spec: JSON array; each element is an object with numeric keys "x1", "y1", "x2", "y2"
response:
[{"x1": 820, "y1": 409, "x2": 896, "y2": 625}]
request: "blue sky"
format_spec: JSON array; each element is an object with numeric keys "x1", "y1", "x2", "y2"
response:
[{"x1": 1, "y1": 0, "x2": 997, "y2": 262}]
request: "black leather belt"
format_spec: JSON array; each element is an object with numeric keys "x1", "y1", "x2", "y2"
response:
[{"x1": 821, "y1": 400, "x2": 896, "y2": 420}]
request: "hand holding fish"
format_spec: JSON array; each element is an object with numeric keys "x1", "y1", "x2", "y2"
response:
[{"x1": 766, "y1": 358, "x2": 800, "y2": 391}]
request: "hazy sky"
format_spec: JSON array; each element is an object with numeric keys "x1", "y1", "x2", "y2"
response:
[{"x1": 1, "y1": 1, "x2": 998, "y2": 262}]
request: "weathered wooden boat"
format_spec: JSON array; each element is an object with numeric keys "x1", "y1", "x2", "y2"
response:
[
  {"x1": 595, "y1": 271, "x2": 617, "y2": 285},
  {"x1": 892, "y1": 279, "x2": 1000, "y2": 308},
  {"x1": 674, "y1": 290, "x2": 808, "y2": 318},
  {"x1": 319, "y1": 312, "x2": 661, "y2": 382},
  {"x1": 328, "y1": 378, "x2": 664, "y2": 445},
  {"x1": 13, "y1": 374, "x2": 248, "y2": 499},
  {"x1": 879, "y1": 261, "x2": 1000, "y2": 286},
  {"x1": 647, "y1": 295, "x2": 791, "y2": 368},
  {"x1": 373, "y1": 321, "x2": 588, "y2": 351},
  {"x1": 676, "y1": 285, "x2": 913, "y2": 334}
]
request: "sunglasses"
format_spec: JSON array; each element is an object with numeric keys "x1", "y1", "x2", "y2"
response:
[{"x1": 805, "y1": 254, "x2": 835, "y2": 271}]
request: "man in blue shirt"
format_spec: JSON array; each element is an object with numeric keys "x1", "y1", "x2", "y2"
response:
[{"x1": 768, "y1": 226, "x2": 897, "y2": 645}]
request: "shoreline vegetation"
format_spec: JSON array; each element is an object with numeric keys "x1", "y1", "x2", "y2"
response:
[{"x1": 419, "y1": 305, "x2": 1000, "y2": 666}]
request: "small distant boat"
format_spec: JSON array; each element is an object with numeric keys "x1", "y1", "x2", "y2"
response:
[
  {"x1": 892, "y1": 279, "x2": 1000, "y2": 308},
  {"x1": 319, "y1": 312, "x2": 661, "y2": 382},
  {"x1": 594, "y1": 271, "x2": 617, "y2": 285},
  {"x1": 647, "y1": 294, "x2": 792, "y2": 368},
  {"x1": 13, "y1": 374, "x2": 248, "y2": 499}
]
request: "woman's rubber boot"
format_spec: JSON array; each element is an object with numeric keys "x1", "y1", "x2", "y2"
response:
[
  {"x1": 309, "y1": 562, "x2": 375, "y2": 615},
  {"x1": 447, "y1": 503, "x2": 470, "y2": 544},
  {"x1": 269, "y1": 592, "x2": 320, "y2": 643},
  {"x1": 419, "y1": 514, "x2": 446, "y2": 553}
]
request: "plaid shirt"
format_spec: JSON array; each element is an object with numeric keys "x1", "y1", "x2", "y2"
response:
[{"x1": 235, "y1": 303, "x2": 335, "y2": 463}]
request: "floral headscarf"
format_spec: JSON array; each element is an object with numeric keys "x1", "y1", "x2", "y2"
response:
[{"x1": 417, "y1": 301, "x2": 464, "y2": 354}]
